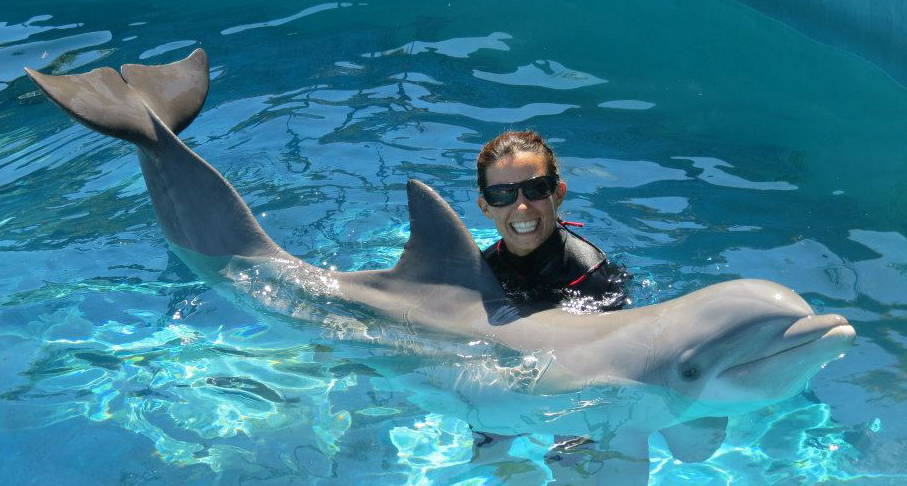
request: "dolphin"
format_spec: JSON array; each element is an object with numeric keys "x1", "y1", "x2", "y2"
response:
[{"x1": 25, "y1": 50, "x2": 856, "y2": 485}]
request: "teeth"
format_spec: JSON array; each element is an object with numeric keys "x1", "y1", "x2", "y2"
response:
[{"x1": 511, "y1": 220, "x2": 539, "y2": 234}]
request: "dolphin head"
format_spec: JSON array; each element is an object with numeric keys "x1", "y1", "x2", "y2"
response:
[{"x1": 646, "y1": 279, "x2": 855, "y2": 416}]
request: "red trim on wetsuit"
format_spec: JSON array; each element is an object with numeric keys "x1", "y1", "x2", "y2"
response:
[
  {"x1": 568, "y1": 260, "x2": 606, "y2": 287},
  {"x1": 558, "y1": 220, "x2": 609, "y2": 288}
]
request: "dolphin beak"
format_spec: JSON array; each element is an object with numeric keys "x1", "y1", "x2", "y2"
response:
[
  {"x1": 719, "y1": 313, "x2": 855, "y2": 381},
  {"x1": 784, "y1": 314, "x2": 855, "y2": 344}
]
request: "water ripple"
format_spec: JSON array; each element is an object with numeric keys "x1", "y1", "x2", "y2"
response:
[
  {"x1": 1, "y1": 30, "x2": 112, "y2": 83},
  {"x1": 138, "y1": 40, "x2": 197, "y2": 60},
  {"x1": 473, "y1": 59, "x2": 607, "y2": 90},
  {"x1": 848, "y1": 230, "x2": 907, "y2": 306},
  {"x1": 623, "y1": 197, "x2": 690, "y2": 214},
  {"x1": 599, "y1": 100, "x2": 656, "y2": 110},
  {"x1": 684, "y1": 239, "x2": 858, "y2": 301},
  {"x1": 221, "y1": 2, "x2": 353, "y2": 36},
  {"x1": 675, "y1": 156, "x2": 798, "y2": 191},
  {"x1": 364, "y1": 32, "x2": 512, "y2": 59},
  {"x1": 562, "y1": 156, "x2": 690, "y2": 191},
  {"x1": 0, "y1": 15, "x2": 81, "y2": 45}
]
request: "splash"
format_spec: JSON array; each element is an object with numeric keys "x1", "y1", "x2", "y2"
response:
[{"x1": 390, "y1": 413, "x2": 474, "y2": 486}]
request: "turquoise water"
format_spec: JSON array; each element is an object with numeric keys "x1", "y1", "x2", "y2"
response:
[{"x1": 2, "y1": 0, "x2": 906, "y2": 484}]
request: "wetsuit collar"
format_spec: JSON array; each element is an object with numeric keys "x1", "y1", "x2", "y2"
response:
[{"x1": 498, "y1": 225, "x2": 567, "y2": 271}]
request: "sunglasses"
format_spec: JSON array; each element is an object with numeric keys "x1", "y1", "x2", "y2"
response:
[{"x1": 482, "y1": 175, "x2": 559, "y2": 207}]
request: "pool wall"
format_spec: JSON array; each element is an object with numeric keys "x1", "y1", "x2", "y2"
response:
[{"x1": 735, "y1": 0, "x2": 907, "y2": 86}]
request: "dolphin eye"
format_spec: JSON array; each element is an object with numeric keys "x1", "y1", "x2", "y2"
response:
[{"x1": 680, "y1": 366, "x2": 701, "y2": 381}]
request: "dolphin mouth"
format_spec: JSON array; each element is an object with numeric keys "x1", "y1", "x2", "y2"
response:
[{"x1": 719, "y1": 314, "x2": 855, "y2": 377}]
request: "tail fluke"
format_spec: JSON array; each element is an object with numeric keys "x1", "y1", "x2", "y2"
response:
[
  {"x1": 24, "y1": 49, "x2": 208, "y2": 144},
  {"x1": 121, "y1": 49, "x2": 208, "y2": 136},
  {"x1": 26, "y1": 49, "x2": 287, "y2": 261}
]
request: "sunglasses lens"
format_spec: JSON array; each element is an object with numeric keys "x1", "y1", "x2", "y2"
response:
[
  {"x1": 483, "y1": 176, "x2": 557, "y2": 207},
  {"x1": 522, "y1": 177, "x2": 555, "y2": 200},
  {"x1": 484, "y1": 185, "x2": 518, "y2": 207}
]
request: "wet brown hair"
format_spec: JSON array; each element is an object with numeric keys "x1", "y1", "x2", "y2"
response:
[{"x1": 476, "y1": 130, "x2": 560, "y2": 190}]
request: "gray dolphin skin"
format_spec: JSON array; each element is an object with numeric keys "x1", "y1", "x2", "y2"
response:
[{"x1": 26, "y1": 50, "x2": 856, "y2": 485}]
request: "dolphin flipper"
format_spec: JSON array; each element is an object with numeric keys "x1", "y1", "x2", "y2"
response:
[
  {"x1": 659, "y1": 416, "x2": 727, "y2": 463},
  {"x1": 25, "y1": 50, "x2": 284, "y2": 259}
]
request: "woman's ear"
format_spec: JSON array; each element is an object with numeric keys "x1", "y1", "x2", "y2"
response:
[
  {"x1": 553, "y1": 180, "x2": 567, "y2": 208},
  {"x1": 477, "y1": 197, "x2": 493, "y2": 219}
]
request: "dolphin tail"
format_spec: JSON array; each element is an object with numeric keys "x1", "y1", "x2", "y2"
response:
[
  {"x1": 25, "y1": 49, "x2": 286, "y2": 260},
  {"x1": 24, "y1": 49, "x2": 208, "y2": 144}
]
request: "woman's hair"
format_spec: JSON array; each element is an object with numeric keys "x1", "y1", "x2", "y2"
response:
[{"x1": 476, "y1": 130, "x2": 560, "y2": 190}]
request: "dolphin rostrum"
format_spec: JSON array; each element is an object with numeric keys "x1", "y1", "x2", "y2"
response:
[{"x1": 25, "y1": 50, "x2": 856, "y2": 485}]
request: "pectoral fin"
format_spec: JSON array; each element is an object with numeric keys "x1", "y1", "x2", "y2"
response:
[{"x1": 659, "y1": 416, "x2": 727, "y2": 463}]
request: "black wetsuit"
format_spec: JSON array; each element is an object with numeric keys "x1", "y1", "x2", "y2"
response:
[{"x1": 482, "y1": 223, "x2": 630, "y2": 312}]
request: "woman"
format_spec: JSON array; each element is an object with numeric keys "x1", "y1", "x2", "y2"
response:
[{"x1": 476, "y1": 131, "x2": 629, "y2": 311}]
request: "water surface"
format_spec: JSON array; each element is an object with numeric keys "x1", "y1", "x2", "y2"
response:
[{"x1": 1, "y1": 1, "x2": 906, "y2": 484}]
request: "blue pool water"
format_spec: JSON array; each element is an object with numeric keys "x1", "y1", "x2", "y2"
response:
[{"x1": 2, "y1": 1, "x2": 906, "y2": 484}]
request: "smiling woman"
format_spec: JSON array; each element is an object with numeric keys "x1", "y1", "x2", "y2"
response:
[{"x1": 476, "y1": 131, "x2": 630, "y2": 311}]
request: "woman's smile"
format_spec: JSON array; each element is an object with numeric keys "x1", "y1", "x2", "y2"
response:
[{"x1": 510, "y1": 218, "x2": 540, "y2": 234}]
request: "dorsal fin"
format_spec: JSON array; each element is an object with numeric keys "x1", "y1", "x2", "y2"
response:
[
  {"x1": 390, "y1": 180, "x2": 498, "y2": 288},
  {"x1": 340, "y1": 180, "x2": 511, "y2": 322},
  {"x1": 392, "y1": 180, "x2": 540, "y2": 323}
]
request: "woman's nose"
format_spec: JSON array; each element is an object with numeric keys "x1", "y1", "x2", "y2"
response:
[{"x1": 514, "y1": 189, "x2": 531, "y2": 210}]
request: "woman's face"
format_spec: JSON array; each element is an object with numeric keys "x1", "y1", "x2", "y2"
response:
[{"x1": 477, "y1": 150, "x2": 566, "y2": 256}]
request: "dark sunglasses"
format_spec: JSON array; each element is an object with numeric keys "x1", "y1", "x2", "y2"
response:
[{"x1": 482, "y1": 175, "x2": 559, "y2": 207}]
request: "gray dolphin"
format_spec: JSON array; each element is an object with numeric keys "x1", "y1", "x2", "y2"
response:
[{"x1": 25, "y1": 50, "x2": 855, "y2": 485}]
